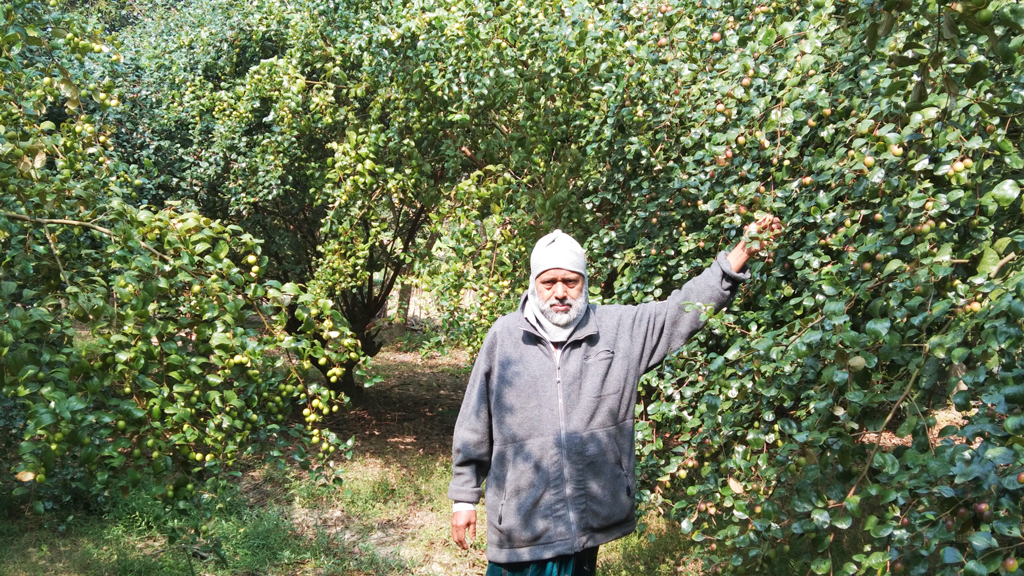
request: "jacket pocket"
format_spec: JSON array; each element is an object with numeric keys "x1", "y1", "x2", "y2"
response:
[
  {"x1": 488, "y1": 439, "x2": 570, "y2": 549},
  {"x1": 574, "y1": 428, "x2": 635, "y2": 533},
  {"x1": 582, "y1": 349, "x2": 619, "y2": 397}
]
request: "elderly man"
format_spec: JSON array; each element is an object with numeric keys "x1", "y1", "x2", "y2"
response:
[{"x1": 449, "y1": 216, "x2": 779, "y2": 575}]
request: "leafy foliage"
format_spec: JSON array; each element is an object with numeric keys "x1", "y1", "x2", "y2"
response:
[
  {"x1": 107, "y1": 0, "x2": 499, "y2": 369},
  {"x1": 1, "y1": 0, "x2": 350, "y2": 554},
  {"x1": 391, "y1": 0, "x2": 1024, "y2": 573},
  {"x1": 5, "y1": 0, "x2": 1024, "y2": 572}
]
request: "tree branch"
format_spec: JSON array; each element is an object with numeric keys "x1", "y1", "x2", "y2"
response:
[
  {"x1": 460, "y1": 145, "x2": 486, "y2": 169},
  {"x1": 2, "y1": 211, "x2": 171, "y2": 262},
  {"x1": 990, "y1": 252, "x2": 1016, "y2": 278}
]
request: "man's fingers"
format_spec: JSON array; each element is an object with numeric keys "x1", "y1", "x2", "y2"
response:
[
  {"x1": 451, "y1": 515, "x2": 466, "y2": 549},
  {"x1": 451, "y1": 523, "x2": 465, "y2": 549},
  {"x1": 451, "y1": 511, "x2": 476, "y2": 550}
]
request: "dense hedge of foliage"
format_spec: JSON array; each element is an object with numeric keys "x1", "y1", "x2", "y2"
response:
[
  {"x1": 107, "y1": 0, "x2": 503, "y2": 371},
  {"x1": 0, "y1": 0, "x2": 351, "y2": 555},
  {"x1": 391, "y1": 0, "x2": 1024, "y2": 573}
]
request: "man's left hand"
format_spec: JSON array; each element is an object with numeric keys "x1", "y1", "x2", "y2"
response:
[
  {"x1": 743, "y1": 214, "x2": 783, "y2": 255},
  {"x1": 451, "y1": 510, "x2": 477, "y2": 550},
  {"x1": 727, "y1": 214, "x2": 783, "y2": 272}
]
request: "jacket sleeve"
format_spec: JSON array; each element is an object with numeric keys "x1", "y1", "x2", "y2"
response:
[
  {"x1": 448, "y1": 326, "x2": 498, "y2": 504},
  {"x1": 631, "y1": 251, "x2": 750, "y2": 373}
]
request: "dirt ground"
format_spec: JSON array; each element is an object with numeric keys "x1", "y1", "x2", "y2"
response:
[{"x1": 329, "y1": 348, "x2": 472, "y2": 459}]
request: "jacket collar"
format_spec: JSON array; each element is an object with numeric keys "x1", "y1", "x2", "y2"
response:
[{"x1": 516, "y1": 292, "x2": 599, "y2": 345}]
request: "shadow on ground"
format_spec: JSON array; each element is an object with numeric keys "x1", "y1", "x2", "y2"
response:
[{"x1": 325, "y1": 348, "x2": 472, "y2": 460}]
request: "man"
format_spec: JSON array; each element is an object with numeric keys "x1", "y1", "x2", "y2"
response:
[{"x1": 449, "y1": 216, "x2": 779, "y2": 575}]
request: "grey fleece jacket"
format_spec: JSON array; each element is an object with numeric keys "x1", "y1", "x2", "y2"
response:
[{"x1": 449, "y1": 252, "x2": 749, "y2": 563}]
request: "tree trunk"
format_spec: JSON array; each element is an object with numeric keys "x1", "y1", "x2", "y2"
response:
[{"x1": 395, "y1": 282, "x2": 413, "y2": 336}]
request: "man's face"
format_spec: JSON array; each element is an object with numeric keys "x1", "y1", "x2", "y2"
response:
[{"x1": 531, "y1": 268, "x2": 587, "y2": 326}]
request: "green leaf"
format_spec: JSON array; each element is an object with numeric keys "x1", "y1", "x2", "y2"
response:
[
  {"x1": 864, "y1": 552, "x2": 888, "y2": 570},
  {"x1": 986, "y1": 179, "x2": 1020, "y2": 207},
  {"x1": 965, "y1": 61, "x2": 989, "y2": 88},
  {"x1": 983, "y1": 446, "x2": 1014, "y2": 464},
  {"x1": 942, "y1": 546, "x2": 965, "y2": 564},
  {"x1": 964, "y1": 560, "x2": 990, "y2": 576},
  {"x1": 865, "y1": 318, "x2": 890, "y2": 341},
  {"x1": 882, "y1": 258, "x2": 906, "y2": 275},
  {"x1": 811, "y1": 556, "x2": 831, "y2": 575},
  {"x1": 872, "y1": 452, "x2": 899, "y2": 475},
  {"x1": 895, "y1": 416, "x2": 917, "y2": 438},
  {"x1": 977, "y1": 247, "x2": 1000, "y2": 275},
  {"x1": 832, "y1": 515, "x2": 853, "y2": 529},
  {"x1": 811, "y1": 508, "x2": 831, "y2": 529},
  {"x1": 968, "y1": 531, "x2": 998, "y2": 553},
  {"x1": 844, "y1": 495, "x2": 861, "y2": 516}
]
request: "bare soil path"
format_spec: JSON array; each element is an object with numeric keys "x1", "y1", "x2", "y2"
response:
[{"x1": 330, "y1": 348, "x2": 472, "y2": 460}]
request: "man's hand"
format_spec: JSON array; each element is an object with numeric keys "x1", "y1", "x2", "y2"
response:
[
  {"x1": 451, "y1": 510, "x2": 477, "y2": 550},
  {"x1": 727, "y1": 214, "x2": 783, "y2": 272},
  {"x1": 743, "y1": 214, "x2": 783, "y2": 255}
]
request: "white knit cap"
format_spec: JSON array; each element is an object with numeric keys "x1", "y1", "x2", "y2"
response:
[{"x1": 530, "y1": 229, "x2": 587, "y2": 283}]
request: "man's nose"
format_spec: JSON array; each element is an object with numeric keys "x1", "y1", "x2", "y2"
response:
[{"x1": 552, "y1": 282, "x2": 568, "y2": 300}]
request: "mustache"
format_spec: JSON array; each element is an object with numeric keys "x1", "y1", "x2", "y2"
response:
[{"x1": 529, "y1": 281, "x2": 588, "y2": 327}]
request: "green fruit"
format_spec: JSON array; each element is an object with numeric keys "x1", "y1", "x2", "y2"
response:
[
  {"x1": 976, "y1": 8, "x2": 993, "y2": 25},
  {"x1": 848, "y1": 356, "x2": 866, "y2": 372}
]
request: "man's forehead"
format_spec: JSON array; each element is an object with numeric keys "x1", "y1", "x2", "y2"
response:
[{"x1": 536, "y1": 268, "x2": 583, "y2": 281}]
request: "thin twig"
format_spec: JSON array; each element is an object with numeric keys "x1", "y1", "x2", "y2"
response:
[{"x1": 990, "y1": 252, "x2": 1016, "y2": 278}]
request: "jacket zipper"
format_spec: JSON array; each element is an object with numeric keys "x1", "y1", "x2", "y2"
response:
[{"x1": 554, "y1": 345, "x2": 579, "y2": 548}]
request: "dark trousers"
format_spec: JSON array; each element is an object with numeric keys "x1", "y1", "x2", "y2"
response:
[{"x1": 485, "y1": 547, "x2": 599, "y2": 576}]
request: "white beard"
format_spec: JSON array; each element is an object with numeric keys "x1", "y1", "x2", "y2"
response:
[{"x1": 528, "y1": 281, "x2": 588, "y2": 327}]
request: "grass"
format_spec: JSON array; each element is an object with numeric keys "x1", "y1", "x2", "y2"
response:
[{"x1": 0, "y1": 347, "x2": 701, "y2": 576}]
